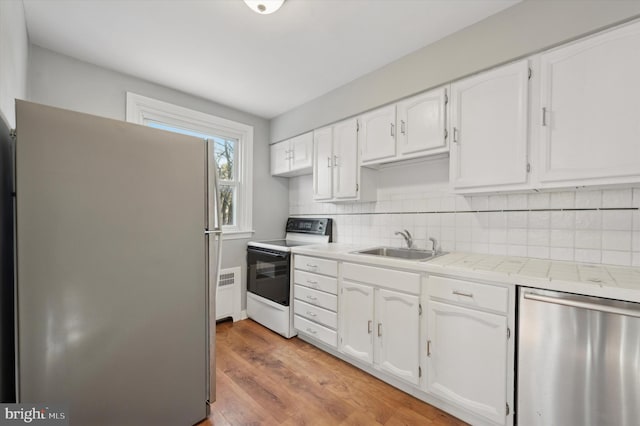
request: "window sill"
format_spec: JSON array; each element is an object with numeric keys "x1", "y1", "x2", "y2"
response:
[{"x1": 222, "y1": 230, "x2": 255, "y2": 240}]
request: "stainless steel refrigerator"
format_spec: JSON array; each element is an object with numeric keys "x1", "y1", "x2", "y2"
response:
[{"x1": 14, "y1": 100, "x2": 222, "y2": 425}]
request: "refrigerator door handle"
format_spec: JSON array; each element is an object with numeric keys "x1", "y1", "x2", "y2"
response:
[{"x1": 204, "y1": 230, "x2": 211, "y2": 405}]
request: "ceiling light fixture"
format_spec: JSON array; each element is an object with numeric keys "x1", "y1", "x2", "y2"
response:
[{"x1": 243, "y1": 0, "x2": 285, "y2": 15}]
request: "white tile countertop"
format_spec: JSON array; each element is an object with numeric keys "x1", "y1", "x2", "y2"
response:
[{"x1": 292, "y1": 243, "x2": 640, "y2": 303}]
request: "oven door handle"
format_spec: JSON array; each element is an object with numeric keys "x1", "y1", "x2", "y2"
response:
[{"x1": 248, "y1": 247, "x2": 289, "y2": 259}]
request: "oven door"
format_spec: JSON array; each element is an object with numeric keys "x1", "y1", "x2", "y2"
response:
[{"x1": 247, "y1": 246, "x2": 291, "y2": 306}]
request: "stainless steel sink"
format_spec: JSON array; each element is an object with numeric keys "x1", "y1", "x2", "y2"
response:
[{"x1": 353, "y1": 246, "x2": 442, "y2": 261}]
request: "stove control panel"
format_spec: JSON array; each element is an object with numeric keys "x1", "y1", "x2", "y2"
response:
[{"x1": 286, "y1": 218, "x2": 332, "y2": 239}]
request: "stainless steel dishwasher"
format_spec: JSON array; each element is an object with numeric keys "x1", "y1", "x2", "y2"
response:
[{"x1": 517, "y1": 287, "x2": 640, "y2": 426}]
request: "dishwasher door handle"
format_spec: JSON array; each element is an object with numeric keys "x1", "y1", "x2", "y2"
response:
[{"x1": 523, "y1": 292, "x2": 640, "y2": 319}]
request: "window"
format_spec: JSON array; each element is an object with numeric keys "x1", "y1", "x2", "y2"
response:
[{"x1": 126, "y1": 92, "x2": 253, "y2": 239}]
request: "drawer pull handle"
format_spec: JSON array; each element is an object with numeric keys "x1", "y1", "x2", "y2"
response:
[
  {"x1": 306, "y1": 311, "x2": 317, "y2": 317},
  {"x1": 306, "y1": 295, "x2": 317, "y2": 301},
  {"x1": 367, "y1": 320, "x2": 372, "y2": 334},
  {"x1": 427, "y1": 340, "x2": 432, "y2": 357},
  {"x1": 306, "y1": 328, "x2": 317, "y2": 335},
  {"x1": 306, "y1": 263, "x2": 318, "y2": 268},
  {"x1": 377, "y1": 323, "x2": 382, "y2": 337},
  {"x1": 453, "y1": 290, "x2": 474, "y2": 298},
  {"x1": 307, "y1": 280, "x2": 318, "y2": 285}
]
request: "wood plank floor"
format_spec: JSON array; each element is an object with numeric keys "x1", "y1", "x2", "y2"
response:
[{"x1": 198, "y1": 319, "x2": 467, "y2": 426}]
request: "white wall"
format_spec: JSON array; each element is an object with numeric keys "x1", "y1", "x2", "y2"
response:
[
  {"x1": 28, "y1": 45, "x2": 290, "y2": 308},
  {"x1": 0, "y1": 0, "x2": 29, "y2": 128},
  {"x1": 271, "y1": 1, "x2": 640, "y2": 142},
  {"x1": 290, "y1": 159, "x2": 640, "y2": 267}
]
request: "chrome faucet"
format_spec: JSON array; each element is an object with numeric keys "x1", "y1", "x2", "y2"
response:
[
  {"x1": 429, "y1": 237, "x2": 440, "y2": 256},
  {"x1": 395, "y1": 229, "x2": 413, "y2": 249}
]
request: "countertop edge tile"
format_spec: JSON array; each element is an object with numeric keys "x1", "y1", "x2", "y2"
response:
[{"x1": 291, "y1": 244, "x2": 640, "y2": 303}]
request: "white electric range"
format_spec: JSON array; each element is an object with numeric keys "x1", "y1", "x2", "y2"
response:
[{"x1": 246, "y1": 218, "x2": 332, "y2": 337}]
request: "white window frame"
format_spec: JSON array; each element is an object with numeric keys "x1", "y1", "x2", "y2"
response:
[{"x1": 126, "y1": 92, "x2": 253, "y2": 240}]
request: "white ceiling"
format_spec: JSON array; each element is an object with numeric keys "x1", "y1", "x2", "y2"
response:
[{"x1": 22, "y1": 0, "x2": 520, "y2": 119}]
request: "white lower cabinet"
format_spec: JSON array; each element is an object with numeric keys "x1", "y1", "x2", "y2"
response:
[
  {"x1": 339, "y1": 280, "x2": 375, "y2": 363},
  {"x1": 293, "y1": 255, "x2": 338, "y2": 348},
  {"x1": 375, "y1": 288, "x2": 420, "y2": 384},
  {"x1": 294, "y1": 255, "x2": 514, "y2": 426},
  {"x1": 424, "y1": 275, "x2": 512, "y2": 426},
  {"x1": 339, "y1": 263, "x2": 421, "y2": 386}
]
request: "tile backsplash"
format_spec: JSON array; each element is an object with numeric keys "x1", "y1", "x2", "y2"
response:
[{"x1": 288, "y1": 161, "x2": 640, "y2": 267}]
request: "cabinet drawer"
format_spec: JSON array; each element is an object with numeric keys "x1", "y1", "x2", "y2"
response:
[
  {"x1": 427, "y1": 275, "x2": 508, "y2": 314},
  {"x1": 294, "y1": 270, "x2": 338, "y2": 294},
  {"x1": 342, "y1": 262, "x2": 420, "y2": 294},
  {"x1": 294, "y1": 315, "x2": 337, "y2": 348},
  {"x1": 295, "y1": 255, "x2": 338, "y2": 276},
  {"x1": 294, "y1": 285, "x2": 337, "y2": 311},
  {"x1": 294, "y1": 300, "x2": 337, "y2": 329}
]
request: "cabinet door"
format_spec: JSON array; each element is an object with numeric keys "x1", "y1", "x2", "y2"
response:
[
  {"x1": 359, "y1": 105, "x2": 396, "y2": 163},
  {"x1": 313, "y1": 127, "x2": 333, "y2": 201},
  {"x1": 339, "y1": 280, "x2": 374, "y2": 364},
  {"x1": 332, "y1": 119, "x2": 359, "y2": 200},
  {"x1": 290, "y1": 132, "x2": 313, "y2": 172},
  {"x1": 270, "y1": 140, "x2": 290, "y2": 176},
  {"x1": 539, "y1": 22, "x2": 640, "y2": 186},
  {"x1": 375, "y1": 289, "x2": 420, "y2": 385},
  {"x1": 397, "y1": 87, "x2": 447, "y2": 157},
  {"x1": 426, "y1": 300, "x2": 507, "y2": 425},
  {"x1": 450, "y1": 60, "x2": 529, "y2": 190}
]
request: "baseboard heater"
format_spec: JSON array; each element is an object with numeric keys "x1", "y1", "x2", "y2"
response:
[{"x1": 216, "y1": 266, "x2": 242, "y2": 322}]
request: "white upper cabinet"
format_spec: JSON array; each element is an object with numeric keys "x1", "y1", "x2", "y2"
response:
[
  {"x1": 359, "y1": 104, "x2": 397, "y2": 164},
  {"x1": 312, "y1": 119, "x2": 376, "y2": 202},
  {"x1": 397, "y1": 87, "x2": 448, "y2": 158},
  {"x1": 290, "y1": 133, "x2": 313, "y2": 171},
  {"x1": 312, "y1": 126, "x2": 333, "y2": 201},
  {"x1": 538, "y1": 21, "x2": 640, "y2": 187},
  {"x1": 332, "y1": 119, "x2": 359, "y2": 200},
  {"x1": 450, "y1": 60, "x2": 530, "y2": 193},
  {"x1": 270, "y1": 141, "x2": 290, "y2": 176},
  {"x1": 270, "y1": 132, "x2": 313, "y2": 177},
  {"x1": 359, "y1": 87, "x2": 449, "y2": 167}
]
